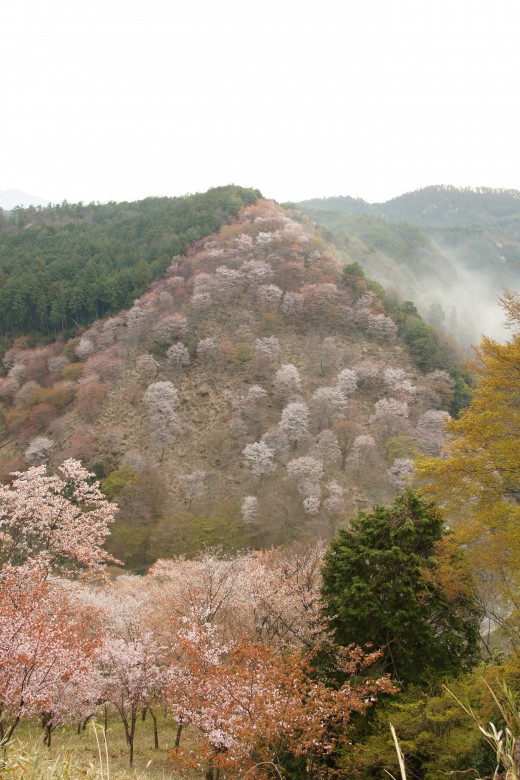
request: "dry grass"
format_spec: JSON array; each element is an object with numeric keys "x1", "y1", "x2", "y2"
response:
[{"x1": 2, "y1": 713, "x2": 202, "y2": 780}]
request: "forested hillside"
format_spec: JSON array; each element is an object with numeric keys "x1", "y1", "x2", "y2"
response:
[
  {"x1": 1, "y1": 194, "x2": 520, "y2": 780},
  {"x1": 0, "y1": 185, "x2": 260, "y2": 343},
  {"x1": 0, "y1": 199, "x2": 466, "y2": 569},
  {"x1": 298, "y1": 186, "x2": 520, "y2": 345}
]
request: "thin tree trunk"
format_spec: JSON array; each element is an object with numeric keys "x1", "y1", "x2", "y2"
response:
[
  {"x1": 129, "y1": 712, "x2": 137, "y2": 767},
  {"x1": 175, "y1": 722, "x2": 184, "y2": 749},
  {"x1": 149, "y1": 708, "x2": 159, "y2": 750}
]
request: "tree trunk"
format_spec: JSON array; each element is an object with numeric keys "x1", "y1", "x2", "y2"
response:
[
  {"x1": 129, "y1": 712, "x2": 137, "y2": 767},
  {"x1": 175, "y1": 722, "x2": 183, "y2": 749},
  {"x1": 149, "y1": 707, "x2": 159, "y2": 750}
]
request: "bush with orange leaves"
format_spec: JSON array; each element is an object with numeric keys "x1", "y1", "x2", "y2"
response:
[{"x1": 166, "y1": 617, "x2": 395, "y2": 779}]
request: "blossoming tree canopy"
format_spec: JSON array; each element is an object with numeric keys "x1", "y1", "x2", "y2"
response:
[{"x1": 0, "y1": 458, "x2": 119, "y2": 575}]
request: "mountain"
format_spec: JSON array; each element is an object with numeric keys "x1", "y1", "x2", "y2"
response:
[
  {"x1": 0, "y1": 189, "x2": 50, "y2": 210},
  {"x1": 297, "y1": 186, "x2": 520, "y2": 346},
  {"x1": 0, "y1": 186, "x2": 261, "y2": 345},
  {"x1": 0, "y1": 198, "x2": 466, "y2": 571}
]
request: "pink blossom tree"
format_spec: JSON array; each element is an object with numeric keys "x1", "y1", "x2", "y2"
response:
[
  {"x1": 100, "y1": 632, "x2": 165, "y2": 765},
  {"x1": 0, "y1": 562, "x2": 103, "y2": 742},
  {"x1": 0, "y1": 459, "x2": 118, "y2": 574}
]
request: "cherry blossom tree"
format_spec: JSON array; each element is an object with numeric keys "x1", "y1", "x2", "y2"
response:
[
  {"x1": 257, "y1": 284, "x2": 283, "y2": 309},
  {"x1": 241, "y1": 496, "x2": 258, "y2": 525},
  {"x1": 348, "y1": 434, "x2": 376, "y2": 476},
  {"x1": 280, "y1": 401, "x2": 310, "y2": 449},
  {"x1": 166, "y1": 343, "x2": 191, "y2": 370},
  {"x1": 100, "y1": 632, "x2": 165, "y2": 765},
  {"x1": 367, "y1": 312, "x2": 398, "y2": 341},
  {"x1": 242, "y1": 442, "x2": 276, "y2": 478},
  {"x1": 235, "y1": 233, "x2": 254, "y2": 253},
  {"x1": 180, "y1": 470, "x2": 206, "y2": 508},
  {"x1": 286, "y1": 457, "x2": 324, "y2": 515},
  {"x1": 0, "y1": 562, "x2": 103, "y2": 742},
  {"x1": 214, "y1": 266, "x2": 244, "y2": 300},
  {"x1": 166, "y1": 621, "x2": 393, "y2": 780},
  {"x1": 273, "y1": 364, "x2": 302, "y2": 400},
  {"x1": 312, "y1": 386, "x2": 347, "y2": 429},
  {"x1": 152, "y1": 314, "x2": 188, "y2": 345},
  {"x1": 415, "y1": 409, "x2": 450, "y2": 455},
  {"x1": 388, "y1": 457, "x2": 415, "y2": 490},
  {"x1": 143, "y1": 381, "x2": 180, "y2": 456},
  {"x1": 75, "y1": 336, "x2": 96, "y2": 361},
  {"x1": 197, "y1": 337, "x2": 219, "y2": 364},
  {"x1": 240, "y1": 259, "x2": 273, "y2": 286},
  {"x1": 0, "y1": 459, "x2": 118, "y2": 574},
  {"x1": 372, "y1": 397, "x2": 409, "y2": 435},
  {"x1": 192, "y1": 272, "x2": 216, "y2": 297},
  {"x1": 24, "y1": 435, "x2": 54, "y2": 465},
  {"x1": 255, "y1": 335, "x2": 281, "y2": 361},
  {"x1": 336, "y1": 368, "x2": 358, "y2": 395}
]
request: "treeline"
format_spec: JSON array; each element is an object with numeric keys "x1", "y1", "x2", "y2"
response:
[{"x1": 0, "y1": 185, "x2": 260, "y2": 344}]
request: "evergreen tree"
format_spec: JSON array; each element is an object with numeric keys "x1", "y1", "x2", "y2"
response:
[{"x1": 321, "y1": 490, "x2": 481, "y2": 685}]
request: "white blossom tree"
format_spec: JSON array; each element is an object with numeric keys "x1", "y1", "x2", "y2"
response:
[
  {"x1": 24, "y1": 436, "x2": 54, "y2": 465},
  {"x1": 312, "y1": 386, "x2": 347, "y2": 429},
  {"x1": 336, "y1": 368, "x2": 358, "y2": 395},
  {"x1": 167, "y1": 343, "x2": 191, "y2": 369},
  {"x1": 273, "y1": 364, "x2": 302, "y2": 400},
  {"x1": 279, "y1": 401, "x2": 310, "y2": 449},
  {"x1": 143, "y1": 381, "x2": 180, "y2": 456},
  {"x1": 242, "y1": 442, "x2": 276, "y2": 478},
  {"x1": 241, "y1": 496, "x2": 258, "y2": 524}
]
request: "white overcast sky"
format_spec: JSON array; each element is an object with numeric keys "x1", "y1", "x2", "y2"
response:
[{"x1": 2, "y1": 0, "x2": 520, "y2": 205}]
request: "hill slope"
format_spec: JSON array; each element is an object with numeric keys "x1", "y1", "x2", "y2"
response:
[{"x1": 0, "y1": 200, "x2": 462, "y2": 570}]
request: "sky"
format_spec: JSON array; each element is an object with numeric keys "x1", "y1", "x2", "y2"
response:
[{"x1": 2, "y1": 0, "x2": 520, "y2": 206}]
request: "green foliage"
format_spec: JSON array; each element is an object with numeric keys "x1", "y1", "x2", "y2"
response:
[
  {"x1": 0, "y1": 186, "x2": 260, "y2": 344},
  {"x1": 104, "y1": 520, "x2": 149, "y2": 573},
  {"x1": 385, "y1": 436, "x2": 418, "y2": 463},
  {"x1": 321, "y1": 490, "x2": 482, "y2": 686},
  {"x1": 60, "y1": 362, "x2": 84, "y2": 381},
  {"x1": 149, "y1": 504, "x2": 251, "y2": 560},
  {"x1": 234, "y1": 342, "x2": 254, "y2": 362},
  {"x1": 343, "y1": 671, "x2": 495, "y2": 780},
  {"x1": 101, "y1": 466, "x2": 138, "y2": 500}
]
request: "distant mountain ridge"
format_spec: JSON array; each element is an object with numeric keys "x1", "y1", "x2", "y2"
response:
[
  {"x1": 0, "y1": 189, "x2": 50, "y2": 210},
  {"x1": 299, "y1": 185, "x2": 520, "y2": 230},
  {"x1": 297, "y1": 186, "x2": 520, "y2": 345}
]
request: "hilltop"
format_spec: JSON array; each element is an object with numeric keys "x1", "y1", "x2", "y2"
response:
[
  {"x1": 0, "y1": 185, "x2": 260, "y2": 344},
  {"x1": 0, "y1": 198, "x2": 464, "y2": 570}
]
